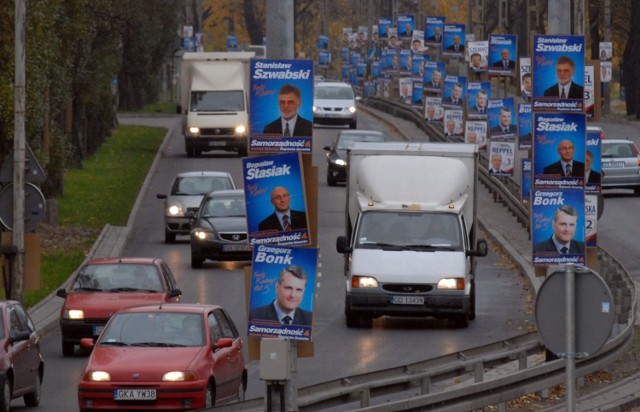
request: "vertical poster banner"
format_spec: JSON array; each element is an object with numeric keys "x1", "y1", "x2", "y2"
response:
[
  {"x1": 466, "y1": 81, "x2": 490, "y2": 119},
  {"x1": 601, "y1": 62, "x2": 612, "y2": 83},
  {"x1": 532, "y1": 189, "x2": 586, "y2": 266},
  {"x1": 533, "y1": 113, "x2": 586, "y2": 190},
  {"x1": 488, "y1": 98, "x2": 517, "y2": 140},
  {"x1": 468, "y1": 40, "x2": 489, "y2": 73},
  {"x1": 423, "y1": 61, "x2": 445, "y2": 93},
  {"x1": 488, "y1": 140, "x2": 515, "y2": 176},
  {"x1": 442, "y1": 75, "x2": 466, "y2": 109},
  {"x1": 243, "y1": 152, "x2": 310, "y2": 247},
  {"x1": 399, "y1": 77, "x2": 413, "y2": 104},
  {"x1": 357, "y1": 26, "x2": 368, "y2": 47},
  {"x1": 424, "y1": 96, "x2": 443, "y2": 123},
  {"x1": 387, "y1": 27, "x2": 399, "y2": 48},
  {"x1": 412, "y1": 53, "x2": 425, "y2": 78},
  {"x1": 488, "y1": 34, "x2": 517, "y2": 77},
  {"x1": 397, "y1": 14, "x2": 415, "y2": 39},
  {"x1": 371, "y1": 24, "x2": 379, "y2": 45},
  {"x1": 585, "y1": 127, "x2": 602, "y2": 193},
  {"x1": 411, "y1": 31, "x2": 426, "y2": 54},
  {"x1": 424, "y1": 16, "x2": 445, "y2": 47},
  {"x1": 532, "y1": 35, "x2": 585, "y2": 113},
  {"x1": 412, "y1": 80, "x2": 424, "y2": 107},
  {"x1": 585, "y1": 194, "x2": 598, "y2": 248},
  {"x1": 249, "y1": 60, "x2": 313, "y2": 153},
  {"x1": 520, "y1": 57, "x2": 532, "y2": 101},
  {"x1": 518, "y1": 103, "x2": 532, "y2": 149},
  {"x1": 399, "y1": 49, "x2": 412, "y2": 75},
  {"x1": 585, "y1": 65, "x2": 596, "y2": 118},
  {"x1": 522, "y1": 159, "x2": 532, "y2": 206},
  {"x1": 341, "y1": 27, "x2": 353, "y2": 48},
  {"x1": 599, "y1": 41, "x2": 612, "y2": 62},
  {"x1": 443, "y1": 109, "x2": 464, "y2": 140},
  {"x1": 248, "y1": 245, "x2": 318, "y2": 341},
  {"x1": 318, "y1": 50, "x2": 331, "y2": 68},
  {"x1": 317, "y1": 35, "x2": 329, "y2": 50},
  {"x1": 442, "y1": 24, "x2": 465, "y2": 57},
  {"x1": 465, "y1": 120, "x2": 487, "y2": 151},
  {"x1": 378, "y1": 18, "x2": 392, "y2": 40}
]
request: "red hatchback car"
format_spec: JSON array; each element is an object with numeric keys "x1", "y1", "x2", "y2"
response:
[
  {"x1": 0, "y1": 300, "x2": 44, "y2": 411},
  {"x1": 56, "y1": 257, "x2": 182, "y2": 356},
  {"x1": 77, "y1": 303, "x2": 247, "y2": 410}
]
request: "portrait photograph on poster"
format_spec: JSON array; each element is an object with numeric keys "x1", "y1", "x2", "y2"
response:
[
  {"x1": 488, "y1": 98, "x2": 517, "y2": 139},
  {"x1": 424, "y1": 16, "x2": 445, "y2": 46},
  {"x1": 442, "y1": 24, "x2": 465, "y2": 57},
  {"x1": 466, "y1": 82, "x2": 490, "y2": 119},
  {"x1": 518, "y1": 103, "x2": 532, "y2": 149},
  {"x1": 488, "y1": 34, "x2": 517, "y2": 77}
]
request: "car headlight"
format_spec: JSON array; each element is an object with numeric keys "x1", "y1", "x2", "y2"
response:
[
  {"x1": 64, "y1": 309, "x2": 84, "y2": 320},
  {"x1": 351, "y1": 276, "x2": 378, "y2": 288},
  {"x1": 194, "y1": 230, "x2": 215, "y2": 240},
  {"x1": 86, "y1": 371, "x2": 111, "y2": 382},
  {"x1": 437, "y1": 278, "x2": 465, "y2": 290},
  {"x1": 188, "y1": 127, "x2": 200, "y2": 136},
  {"x1": 334, "y1": 159, "x2": 347, "y2": 166},
  {"x1": 167, "y1": 203, "x2": 185, "y2": 216},
  {"x1": 162, "y1": 371, "x2": 198, "y2": 382},
  {"x1": 235, "y1": 125, "x2": 246, "y2": 135},
  {"x1": 348, "y1": 106, "x2": 357, "y2": 113},
  {"x1": 312, "y1": 105, "x2": 318, "y2": 112}
]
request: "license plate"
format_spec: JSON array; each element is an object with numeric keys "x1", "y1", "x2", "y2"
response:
[
  {"x1": 223, "y1": 243, "x2": 251, "y2": 251},
  {"x1": 114, "y1": 389, "x2": 156, "y2": 401},
  {"x1": 604, "y1": 161, "x2": 624, "y2": 168},
  {"x1": 92, "y1": 326, "x2": 104, "y2": 336},
  {"x1": 391, "y1": 296, "x2": 424, "y2": 305},
  {"x1": 208, "y1": 141, "x2": 225, "y2": 146}
]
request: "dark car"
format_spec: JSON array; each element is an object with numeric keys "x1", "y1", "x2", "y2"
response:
[
  {"x1": 0, "y1": 300, "x2": 44, "y2": 410},
  {"x1": 323, "y1": 130, "x2": 389, "y2": 186},
  {"x1": 56, "y1": 257, "x2": 182, "y2": 356},
  {"x1": 189, "y1": 190, "x2": 251, "y2": 268},
  {"x1": 601, "y1": 138, "x2": 640, "y2": 195}
]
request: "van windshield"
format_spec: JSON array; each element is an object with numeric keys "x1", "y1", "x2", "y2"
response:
[
  {"x1": 355, "y1": 211, "x2": 462, "y2": 251},
  {"x1": 190, "y1": 90, "x2": 245, "y2": 112}
]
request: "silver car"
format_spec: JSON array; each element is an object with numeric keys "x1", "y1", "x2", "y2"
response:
[
  {"x1": 156, "y1": 171, "x2": 236, "y2": 243},
  {"x1": 601, "y1": 139, "x2": 640, "y2": 195},
  {"x1": 313, "y1": 82, "x2": 359, "y2": 129}
]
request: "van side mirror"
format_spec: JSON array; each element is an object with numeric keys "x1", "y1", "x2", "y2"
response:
[
  {"x1": 467, "y1": 239, "x2": 488, "y2": 257},
  {"x1": 176, "y1": 104, "x2": 182, "y2": 115},
  {"x1": 336, "y1": 236, "x2": 352, "y2": 254}
]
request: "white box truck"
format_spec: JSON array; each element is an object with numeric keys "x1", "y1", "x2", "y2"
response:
[
  {"x1": 336, "y1": 142, "x2": 488, "y2": 328},
  {"x1": 177, "y1": 52, "x2": 254, "y2": 157}
]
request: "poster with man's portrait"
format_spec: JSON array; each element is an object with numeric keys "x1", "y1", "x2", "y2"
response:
[
  {"x1": 518, "y1": 103, "x2": 532, "y2": 149},
  {"x1": 521, "y1": 159, "x2": 531, "y2": 206},
  {"x1": 442, "y1": 24, "x2": 465, "y2": 57},
  {"x1": 488, "y1": 98, "x2": 517, "y2": 140},
  {"x1": 424, "y1": 16, "x2": 445, "y2": 47},
  {"x1": 443, "y1": 109, "x2": 464, "y2": 140},
  {"x1": 424, "y1": 96, "x2": 443, "y2": 123},
  {"x1": 487, "y1": 34, "x2": 517, "y2": 77},
  {"x1": 465, "y1": 120, "x2": 487, "y2": 151}
]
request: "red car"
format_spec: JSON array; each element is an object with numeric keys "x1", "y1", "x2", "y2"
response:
[
  {"x1": 77, "y1": 303, "x2": 247, "y2": 410},
  {"x1": 0, "y1": 300, "x2": 44, "y2": 411},
  {"x1": 56, "y1": 257, "x2": 182, "y2": 356}
]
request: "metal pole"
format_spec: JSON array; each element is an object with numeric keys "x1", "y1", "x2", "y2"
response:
[
  {"x1": 12, "y1": 0, "x2": 26, "y2": 302},
  {"x1": 565, "y1": 265, "x2": 576, "y2": 411},
  {"x1": 284, "y1": 341, "x2": 298, "y2": 411},
  {"x1": 266, "y1": 0, "x2": 294, "y2": 59}
]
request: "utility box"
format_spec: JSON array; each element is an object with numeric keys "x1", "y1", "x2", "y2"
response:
[{"x1": 260, "y1": 338, "x2": 290, "y2": 381}]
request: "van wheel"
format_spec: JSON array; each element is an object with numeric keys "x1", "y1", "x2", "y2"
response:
[
  {"x1": 62, "y1": 341, "x2": 75, "y2": 357},
  {"x1": 345, "y1": 307, "x2": 372, "y2": 328},
  {"x1": 165, "y1": 231, "x2": 176, "y2": 244},
  {"x1": 469, "y1": 283, "x2": 476, "y2": 320},
  {"x1": 453, "y1": 314, "x2": 469, "y2": 328}
]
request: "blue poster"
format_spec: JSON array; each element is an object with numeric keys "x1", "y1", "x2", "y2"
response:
[
  {"x1": 442, "y1": 24, "x2": 465, "y2": 57},
  {"x1": 423, "y1": 61, "x2": 445, "y2": 93},
  {"x1": 532, "y1": 189, "x2": 586, "y2": 267},
  {"x1": 318, "y1": 50, "x2": 331, "y2": 68},
  {"x1": 397, "y1": 14, "x2": 415, "y2": 39},
  {"x1": 518, "y1": 103, "x2": 532, "y2": 149},
  {"x1": 399, "y1": 49, "x2": 412, "y2": 75},
  {"x1": 488, "y1": 34, "x2": 517, "y2": 77},
  {"x1": 424, "y1": 16, "x2": 445, "y2": 46},
  {"x1": 488, "y1": 98, "x2": 516, "y2": 139},
  {"x1": 532, "y1": 35, "x2": 585, "y2": 113},
  {"x1": 412, "y1": 54, "x2": 425, "y2": 78},
  {"x1": 466, "y1": 82, "x2": 490, "y2": 119},
  {"x1": 533, "y1": 113, "x2": 586, "y2": 190},
  {"x1": 442, "y1": 75, "x2": 466, "y2": 109},
  {"x1": 248, "y1": 245, "x2": 318, "y2": 341},
  {"x1": 412, "y1": 81, "x2": 423, "y2": 107},
  {"x1": 317, "y1": 35, "x2": 329, "y2": 50},
  {"x1": 243, "y1": 152, "x2": 310, "y2": 246},
  {"x1": 249, "y1": 60, "x2": 313, "y2": 153},
  {"x1": 521, "y1": 159, "x2": 531, "y2": 205},
  {"x1": 378, "y1": 17, "x2": 392, "y2": 39},
  {"x1": 585, "y1": 127, "x2": 602, "y2": 194}
]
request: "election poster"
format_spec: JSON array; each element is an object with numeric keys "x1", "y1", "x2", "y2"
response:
[
  {"x1": 248, "y1": 245, "x2": 318, "y2": 341},
  {"x1": 488, "y1": 34, "x2": 517, "y2": 77},
  {"x1": 378, "y1": 17, "x2": 392, "y2": 39},
  {"x1": 424, "y1": 96, "x2": 443, "y2": 123},
  {"x1": 442, "y1": 24, "x2": 465, "y2": 57},
  {"x1": 423, "y1": 61, "x2": 445, "y2": 93},
  {"x1": 398, "y1": 14, "x2": 415, "y2": 39},
  {"x1": 466, "y1": 81, "x2": 490, "y2": 120},
  {"x1": 520, "y1": 57, "x2": 532, "y2": 102},
  {"x1": 488, "y1": 140, "x2": 515, "y2": 176},
  {"x1": 387, "y1": 27, "x2": 399, "y2": 48},
  {"x1": 424, "y1": 16, "x2": 445, "y2": 47},
  {"x1": 488, "y1": 98, "x2": 517, "y2": 140},
  {"x1": 599, "y1": 41, "x2": 612, "y2": 62},
  {"x1": 585, "y1": 65, "x2": 596, "y2": 119},
  {"x1": 532, "y1": 35, "x2": 585, "y2": 113},
  {"x1": 531, "y1": 189, "x2": 586, "y2": 267},
  {"x1": 468, "y1": 40, "x2": 489, "y2": 73},
  {"x1": 532, "y1": 113, "x2": 586, "y2": 190},
  {"x1": 411, "y1": 31, "x2": 427, "y2": 54},
  {"x1": 318, "y1": 50, "x2": 331, "y2": 68},
  {"x1": 341, "y1": 27, "x2": 353, "y2": 47},
  {"x1": 317, "y1": 35, "x2": 329, "y2": 50},
  {"x1": 399, "y1": 49, "x2": 412, "y2": 75},
  {"x1": 465, "y1": 120, "x2": 487, "y2": 151},
  {"x1": 412, "y1": 53, "x2": 425, "y2": 79},
  {"x1": 522, "y1": 159, "x2": 532, "y2": 206},
  {"x1": 399, "y1": 77, "x2": 413, "y2": 105},
  {"x1": 412, "y1": 80, "x2": 424, "y2": 107},
  {"x1": 585, "y1": 194, "x2": 598, "y2": 248},
  {"x1": 518, "y1": 103, "x2": 532, "y2": 149},
  {"x1": 249, "y1": 59, "x2": 313, "y2": 154},
  {"x1": 243, "y1": 152, "x2": 310, "y2": 247},
  {"x1": 442, "y1": 75, "x2": 466, "y2": 109},
  {"x1": 443, "y1": 109, "x2": 464, "y2": 140},
  {"x1": 585, "y1": 126, "x2": 602, "y2": 194},
  {"x1": 357, "y1": 26, "x2": 368, "y2": 46}
]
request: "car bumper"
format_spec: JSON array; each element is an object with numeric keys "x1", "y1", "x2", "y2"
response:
[
  {"x1": 164, "y1": 216, "x2": 192, "y2": 235},
  {"x1": 346, "y1": 291, "x2": 470, "y2": 318},
  {"x1": 78, "y1": 381, "x2": 207, "y2": 410},
  {"x1": 60, "y1": 319, "x2": 108, "y2": 343},
  {"x1": 327, "y1": 163, "x2": 347, "y2": 182},
  {"x1": 185, "y1": 135, "x2": 246, "y2": 152},
  {"x1": 191, "y1": 238, "x2": 252, "y2": 261},
  {"x1": 313, "y1": 114, "x2": 356, "y2": 125}
]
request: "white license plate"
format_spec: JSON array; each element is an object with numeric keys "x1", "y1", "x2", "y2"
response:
[
  {"x1": 391, "y1": 296, "x2": 424, "y2": 305},
  {"x1": 223, "y1": 243, "x2": 251, "y2": 251},
  {"x1": 604, "y1": 161, "x2": 624, "y2": 168},
  {"x1": 114, "y1": 389, "x2": 156, "y2": 401},
  {"x1": 92, "y1": 326, "x2": 104, "y2": 336},
  {"x1": 208, "y1": 141, "x2": 225, "y2": 146}
]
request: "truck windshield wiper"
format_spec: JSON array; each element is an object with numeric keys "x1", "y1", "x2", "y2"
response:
[
  {"x1": 370, "y1": 242, "x2": 405, "y2": 250},
  {"x1": 405, "y1": 244, "x2": 457, "y2": 251}
]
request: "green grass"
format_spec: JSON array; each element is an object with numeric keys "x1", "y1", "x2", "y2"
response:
[{"x1": 19, "y1": 124, "x2": 166, "y2": 307}]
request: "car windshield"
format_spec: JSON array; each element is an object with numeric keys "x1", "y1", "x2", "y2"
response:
[
  {"x1": 99, "y1": 312, "x2": 205, "y2": 347},
  {"x1": 337, "y1": 133, "x2": 384, "y2": 149},
  {"x1": 602, "y1": 143, "x2": 638, "y2": 159},
  {"x1": 315, "y1": 86, "x2": 354, "y2": 100},
  {"x1": 190, "y1": 90, "x2": 245, "y2": 112},
  {"x1": 72, "y1": 263, "x2": 163, "y2": 292},
  {"x1": 202, "y1": 197, "x2": 246, "y2": 218},
  {"x1": 172, "y1": 176, "x2": 233, "y2": 195}
]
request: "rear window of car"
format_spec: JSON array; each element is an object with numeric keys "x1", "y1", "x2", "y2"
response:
[
  {"x1": 172, "y1": 176, "x2": 234, "y2": 195},
  {"x1": 602, "y1": 142, "x2": 639, "y2": 159}
]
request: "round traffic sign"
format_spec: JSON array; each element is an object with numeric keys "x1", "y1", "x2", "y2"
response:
[{"x1": 0, "y1": 183, "x2": 46, "y2": 232}]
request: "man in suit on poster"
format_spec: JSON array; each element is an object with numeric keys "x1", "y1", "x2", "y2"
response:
[
  {"x1": 533, "y1": 205, "x2": 585, "y2": 254},
  {"x1": 543, "y1": 55, "x2": 584, "y2": 99},
  {"x1": 543, "y1": 139, "x2": 585, "y2": 177},
  {"x1": 263, "y1": 84, "x2": 313, "y2": 136},
  {"x1": 258, "y1": 186, "x2": 307, "y2": 232},
  {"x1": 490, "y1": 106, "x2": 516, "y2": 136}
]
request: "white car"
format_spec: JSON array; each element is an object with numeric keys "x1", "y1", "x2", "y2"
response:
[
  {"x1": 156, "y1": 171, "x2": 236, "y2": 243},
  {"x1": 313, "y1": 82, "x2": 359, "y2": 129}
]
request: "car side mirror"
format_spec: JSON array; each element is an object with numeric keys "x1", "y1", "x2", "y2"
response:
[
  {"x1": 56, "y1": 288, "x2": 67, "y2": 298},
  {"x1": 214, "y1": 337, "x2": 233, "y2": 350},
  {"x1": 169, "y1": 289, "x2": 182, "y2": 298},
  {"x1": 156, "y1": 194, "x2": 167, "y2": 199},
  {"x1": 467, "y1": 239, "x2": 488, "y2": 257},
  {"x1": 10, "y1": 331, "x2": 31, "y2": 344},
  {"x1": 80, "y1": 338, "x2": 95, "y2": 349},
  {"x1": 336, "y1": 236, "x2": 352, "y2": 254},
  {"x1": 355, "y1": 96, "x2": 362, "y2": 102}
]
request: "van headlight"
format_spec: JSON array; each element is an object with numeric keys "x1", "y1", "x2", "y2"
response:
[
  {"x1": 348, "y1": 106, "x2": 357, "y2": 113},
  {"x1": 437, "y1": 278, "x2": 465, "y2": 290},
  {"x1": 188, "y1": 127, "x2": 200, "y2": 136},
  {"x1": 235, "y1": 125, "x2": 246, "y2": 135},
  {"x1": 352, "y1": 276, "x2": 378, "y2": 288}
]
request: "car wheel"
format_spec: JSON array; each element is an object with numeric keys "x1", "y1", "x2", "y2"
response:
[
  {"x1": 191, "y1": 252, "x2": 204, "y2": 269},
  {"x1": 452, "y1": 314, "x2": 469, "y2": 328},
  {"x1": 62, "y1": 340, "x2": 75, "y2": 357},
  {"x1": 0, "y1": 377, "x2": 10, "y2": 412},
  {"x1": 204, "y1": 382, "x2": 215, "y2": 408},
  {"x1": 327, "y1": 172, "x2": 337, "y2": 187},
  {"x1": 165, "y1": 231, "x2": 176, "y2": 244},
  {"x1": 236, "y1": 380, "x2": 245, "y2": 402},
  {"x1": 186, "y1": 146, "x2": 195, "y2": 158},
  {"x1": 635, "y1": 186, "x2": 640, "y2": 196},
  {"x1": 23, "y1": 374, "x2": 41, "y2": 406},
  {"x1": 349, "y1": 120, "x2": 357, "y2": 129}
]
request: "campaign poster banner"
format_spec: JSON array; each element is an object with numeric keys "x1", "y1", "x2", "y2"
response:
[
  {"x1": 520, "y1": 57, "x2": 532, "y2": 101},
  {"x1": 363, "y1": 81, "x2": 376, "y2": 98},
  {"x1": 371, "y1": 61, "x2": 381, "y2": 79},
  {"x1": 424, "y1": 16, "x2": 445, "y2": 46},
  {"x1": 398, "y1": 14, "x2": 415, "y2": 39},
  {"x1": 585, "y1": 194, "x2": 598, "y2": 247},
  {"x1": 532, "y1": 35, "x2": 585, "y2": 113},
  {"x1": 378, "y1": 18, "x2": 392, "y2": 39},
  {"x1": 399, "y1": 49, "x2": 412, "y2": 75},
  {"x1": 424, "y1": 96, "x2": 443, "y2": 123},
  {"x1": 442, "y1": 75, "x2": 466, "y2": 109},
  {"x1": 466, "y1": 81, "x2": 490, "y2": 119},
  {"x1": 599, "y1": 41, "x2": 612, "y2": 62},
  {"x1": 349, "y1": 52, "x2": 360, "y2": 67},
  {"x1": 399, "y1": 77, "x2": 413, "y2": 105},
  {"x1": 243, "y1": 152, "x2": 310, "y2": 247},
  {"x1": 442, "y1": 24, "x2": 465, "y2": 57},
  {"x1": 522, "y1": 159, "x2": 532, "y2": 206},
  {"x1": 412, "y1": 80, "x2": 424, "y2": 107},
  {"x1": 443, "y1": 109, "x2": 464, "y2": 140},
  {"x1": 488, "y1": 98, "x2": 517, "y2": 140},
  {"x1": 531, "y1": 189, "x2": 586, "y2": 267},
  {"x1": 518, "y1": 103, "x2": 532, "y2": 149},
  {"x1": 357, "y1": 26, "x2": 368, "y2": 45},
  {"x1": 341, "y1": 64, "x2": 349, "y2": 80},
  {"x1": 248, "y1": 245, "x2": 318, "y2": 341},
  {"x1": 423, "y1": 61, "x2": 445, "y2": 93},
  {"x1": 533, "y1": 113, "x2": 586, "y2": 190},
  {"x1": 488, "y1": 34, "x2": 517, "y2": 77},
  {"x1": 371, "y1": 25, "x2": 379, "y2": 43},
  {"x1": 226, "y1": 35, "x2": 238, "y2": 51},
  {"x1": 318, "y1": 50, "x2": 331, "y2": 68},
  {"x1": 384, "y1": 48, "x2": 398, "y2": 74},
  {"x1": 465, "y1": 120, "x2": 487, "y2": 151},
  {"x1": 249, "y1": 60, "x2": 313, "y2": 154},
  {"x1": 412, "y1": 53, "x2": 425, "y2": 78},
  {"x1": 341, "y1": 47, "x2": 349, "y2": 62},
  {"x1": 317, "y1": 35, "x2": 329, "y2": 50},
  {"x1": 585, "y1": 127, "x2": 602, "y2": 193},
  {"x1": 356, "y1": 62, "x2": 367, "y2": 79},
  {"x1": 601, "y1": 61, "x2": 612, "y2": 83},
  {"x1": 489, "y1": 140, "x2": 515, "y2": 176},
  {"x1": 387, "y1": 27, "x2": 399, "y2": 48},
  {"x1": 411, "y1": 31, "x2": 426, "y2": 54},
  {"x1": 585, "y1": 65, "x2": 596, "y2": 118},
  {"x1": 341, "y1": 27, "x2": 353, "y2": 47},
  {"x1": 468, "y1": 41, "x2": 489, "y2": 73}
]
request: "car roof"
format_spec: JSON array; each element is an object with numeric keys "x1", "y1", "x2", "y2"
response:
[
  {"x1": 338, "y1": 130, "x2": 384, "y2": 136},
  {"x1": 315, "y1": 82, "x2": 352, "y2": 89},
  {"x1": 85, "y1": 257, "x2": 160, "y2": 265},
  {"x1": 174, "y1": 171, "x2": 231, "y2": 178},
  {"x1": 207, "y1": 189, "x2": 245, "y2": 197},
  {"x1": 602, "y1": 139, "x2": 636, "y2": 144},
  {"x1": 117, "y1": 303, "x2": 222, "y2": 314}
]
